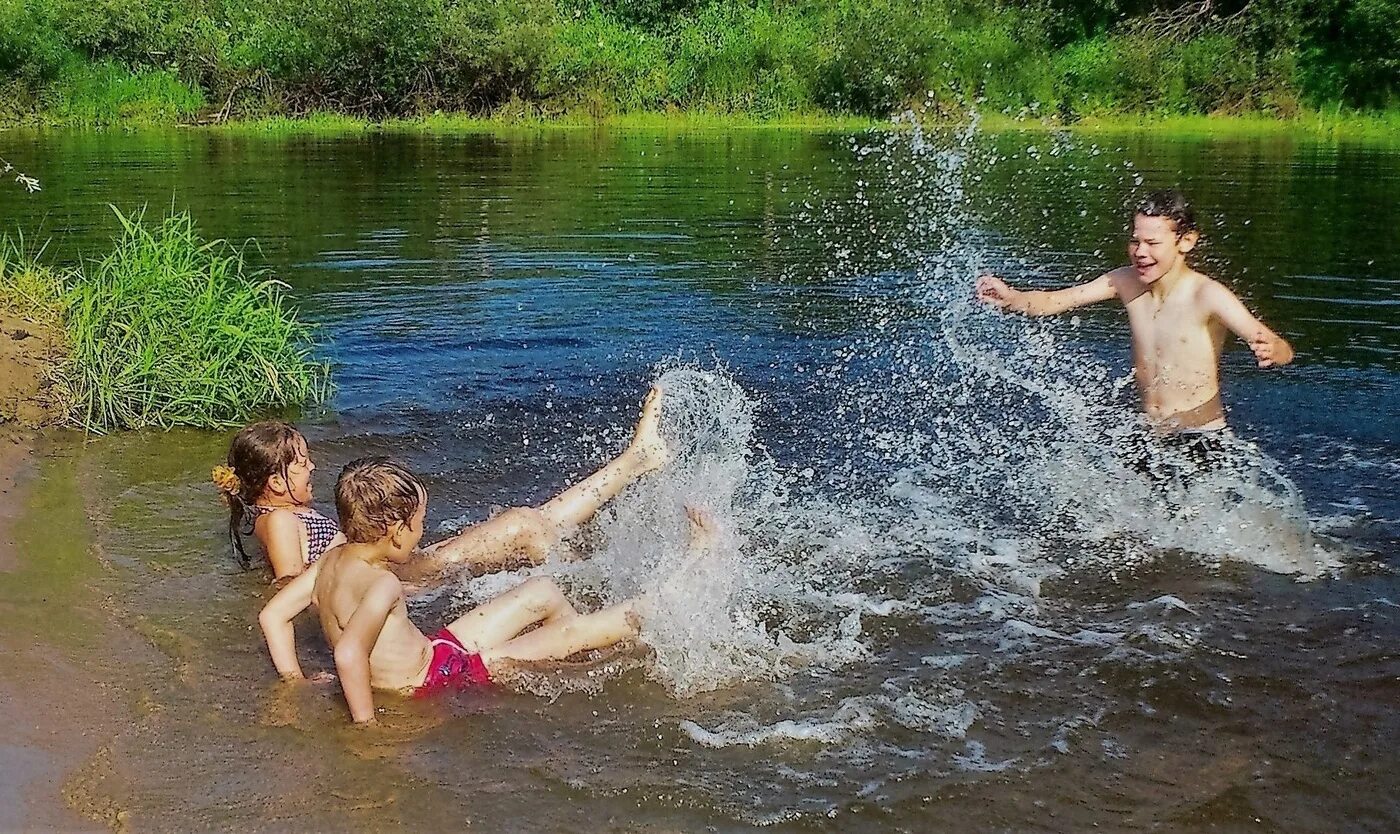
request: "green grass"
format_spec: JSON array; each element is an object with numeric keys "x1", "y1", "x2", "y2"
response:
[
  {"x1": 41, "y1": 61, "x2": 205, "y2": 127},
  {"x1": 1055, "y1": 110, "x2": 1400, "y2": 143},
  {"x1": 0, "y1": 234, "x2": 69, "y2": 325},
  {"x1": 935, "y1": 109, "x2": 1400, "y2": 144},
  {"x1": 212, "y1": 109, "x2": 877, "y2": 137},
  {"x1": 0, "y1": 208, "x2": 327, "y2": 432}
]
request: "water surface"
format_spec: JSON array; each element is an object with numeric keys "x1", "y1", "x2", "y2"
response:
[{"x1": 2, "y1": 124, "x2": 1398, "y2": 831}]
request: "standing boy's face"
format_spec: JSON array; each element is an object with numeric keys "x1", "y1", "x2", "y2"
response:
[{"x1": 1128, "y1": 214, "x2": 1198, "y2": 284}]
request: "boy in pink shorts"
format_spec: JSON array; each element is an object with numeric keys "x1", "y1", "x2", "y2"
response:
[{"x1": 263, "y1": 455, "x2": 714, "y2": 722}]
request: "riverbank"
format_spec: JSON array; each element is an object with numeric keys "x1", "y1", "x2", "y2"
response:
[
  {"x1": 6, "y1": 107, "x2": 1399, "y2": 142},
  {"x1": 0, "y1": 311, "x2": 64, "y2": 429}
]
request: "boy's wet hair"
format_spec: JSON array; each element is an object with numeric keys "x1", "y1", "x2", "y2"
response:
[
  {"x1": 221, "y1": 421, "x2": 305, "y2": 569},
  {"x1": 1134, "y1": 189, "x2": 1199, "y2": 235},
  {"x1": 336, "y1": 457, "x2": 426, "y2": 544}
]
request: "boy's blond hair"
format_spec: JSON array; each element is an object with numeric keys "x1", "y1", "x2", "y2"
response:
[{"x1": 335, "y1": 457, "x2": 425, "y2": 544}]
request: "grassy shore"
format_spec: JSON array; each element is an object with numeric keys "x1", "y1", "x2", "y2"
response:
[
  {"x1": 6, "y1": 107, "x2": 1397, "y2": 144},
  {"x1": 0, "y1": 209, "x2": 326, "y2": 432}
]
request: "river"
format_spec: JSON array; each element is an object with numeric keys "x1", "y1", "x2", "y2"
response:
[{"x1": 0, "y1": 122, "x2": 1396, "y2": 831}]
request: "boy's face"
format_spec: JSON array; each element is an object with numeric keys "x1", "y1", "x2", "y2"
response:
[
  {"x1": 1128, "y1": 214, "x2": 1198, "y2": 284},
  {"x1": 390, "y1": 485, "x2": 428, "y2": 560}
]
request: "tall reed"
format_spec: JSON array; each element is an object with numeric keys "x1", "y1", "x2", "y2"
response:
[{"x1": 18, "y1": 207, "x2": 329, "y2": 432}]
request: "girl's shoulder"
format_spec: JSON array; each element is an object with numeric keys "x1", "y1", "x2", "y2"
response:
[{"x1": 250, "y1": 505, "x2": 304, "y2": 537}]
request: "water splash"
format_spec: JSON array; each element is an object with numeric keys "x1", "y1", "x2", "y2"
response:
[{"x1": 443, "y1": 117, "x2": 1330, "y2": 784}]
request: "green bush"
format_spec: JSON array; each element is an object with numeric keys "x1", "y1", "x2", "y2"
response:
[
  {"x1": 434, "y1": 0, "x2": 561, "y2": 109},
  {"x1": 43, "y1": 60, "x2": 204, "y2": 124},
  {"x1": 2, "y1": 208, "x2": 328, "y2": 432},
  {"x1": 669, "y1": 3, "x2": 816, "y2": 114},
  {"x1": 0, "y1": 0, "x2": 1397, "y2": 122},
  {"x1": 547, "y1": 10, "x2": 670, "y2": 112}
]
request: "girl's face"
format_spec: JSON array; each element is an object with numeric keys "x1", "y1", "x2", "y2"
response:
[{"x1": 278, "y1": 436, "x2": 316, "y2": 505}]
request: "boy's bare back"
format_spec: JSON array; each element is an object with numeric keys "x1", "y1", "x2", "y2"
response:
[{"x1": 313, "y1": 545, "x2": 433, "y2": 693}]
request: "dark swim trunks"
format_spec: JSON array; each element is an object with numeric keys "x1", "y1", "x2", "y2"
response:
[
  {"x1": 1128, "y1": 428, "x2": 1231, "y2": 488},
  {"x1": 414, "y1": 628, "x2": 493, "y2": 697}
]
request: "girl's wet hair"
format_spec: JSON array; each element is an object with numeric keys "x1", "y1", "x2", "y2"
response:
[
  {"x1": 1134, "y1": 189, "x2": 1199, "y2": 236},
  {"x1": 335, "y1": 457, "x2": 425, "y2": 544},
  {"x1": 215, "y1": 421, "x2": 305, "y2": 568}
]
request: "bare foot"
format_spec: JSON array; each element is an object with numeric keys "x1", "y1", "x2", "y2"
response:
[
  {"x1": 684, "y1": 504, "x2": 718, "y2": 551},
  {"x1": 627, "y1": 384, "x2": 670, "y2": 472}
]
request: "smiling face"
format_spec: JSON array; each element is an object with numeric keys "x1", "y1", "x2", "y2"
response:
[
  {"x1": 282, "y1": 436, "x2": 317, "y2": 505},
  {"x1": 1128, "y1": 213, "x2": 1198, "y2": 284}
]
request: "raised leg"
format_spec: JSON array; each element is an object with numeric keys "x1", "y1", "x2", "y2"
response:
[
  {"x1": 536, "y1": 384, "x2": 669, "y2": 529},
  {"x1": 403, "y1": 385, "x2": 669, "y2": 583},
  {"x1": 443, "y1": 576, "x2": 579, "y2": 652}
]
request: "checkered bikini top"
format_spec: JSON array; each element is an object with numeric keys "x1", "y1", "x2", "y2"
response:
[{"x1": 246, "y1": 504, "x2": 341, "y2": 564}]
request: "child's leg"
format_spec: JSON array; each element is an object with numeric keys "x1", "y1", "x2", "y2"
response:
[
  {"x1": 534, "y1": 385, "x2": 668, "y2": 530},
  {"x1": 443, "y1": 576, "x2": 579, "y2": 651},
  {"x1": 407, "y1": 385, "x2": 669, "y2": 580},
  {"x1": 478, "y1": 600, "x2": 641, "y2": 666},
  {"x1": 470, "y1": 507, "x2": 714, "y2": 666}
]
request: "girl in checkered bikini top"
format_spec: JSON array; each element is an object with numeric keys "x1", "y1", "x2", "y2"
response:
[{"x1": 214, "y1": 421, "x2": 346, "y2": 582}]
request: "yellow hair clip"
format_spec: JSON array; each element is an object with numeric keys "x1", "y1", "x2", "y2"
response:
[{"x1": 211, "y1": 464, "x2": 242, "y2": 498}]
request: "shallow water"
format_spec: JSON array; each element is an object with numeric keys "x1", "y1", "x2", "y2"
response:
[{"x1": 2, "y1": 124, "x2": 1398, "y2": 831}]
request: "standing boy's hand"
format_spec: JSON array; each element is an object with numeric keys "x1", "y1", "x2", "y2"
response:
[
  {"x1": 976, "y1": 274, "x2": 1018, "y2": 309},
  {"x1": 1249, "y1": 329, "x2": 1294, "y2": 368}
]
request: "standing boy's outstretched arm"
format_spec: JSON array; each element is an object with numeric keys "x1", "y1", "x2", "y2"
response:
[
  {"x1": 259, "y1": 565, "x2": 319, "y2": 680},
  {"x1": 977, "y1": 270, "x2": 1119, "y2": 316},
  {"x1": 1202, "y1": 281, "x2": 1295, "y2": 368},
  {"x1": 332, "y1": 575, "x2": 402, "y2": 724}
]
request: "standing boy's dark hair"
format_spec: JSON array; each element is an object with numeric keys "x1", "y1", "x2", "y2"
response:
[
  {"x1": 1134, "y1": 189, "x2": 1199, "y2": 236},
  {"x1": 213, "y1": 421, "x2": 305, "y2": 568},
  {"x1": 335, "y1": 457, "x2": 425, "y2": 544}
]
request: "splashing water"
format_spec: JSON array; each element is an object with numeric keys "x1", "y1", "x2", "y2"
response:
[{"x1": 443, "y1": 118, "x2": 1332, "y2": 783}]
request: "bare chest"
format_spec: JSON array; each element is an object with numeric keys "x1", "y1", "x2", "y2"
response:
[{"x1": 1122, "y1": 292, "x2": 1220, "y2": 369}]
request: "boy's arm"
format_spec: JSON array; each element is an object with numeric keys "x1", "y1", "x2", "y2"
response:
[
  {"x1": 259, "y1": 510, "x2": 307, "y2": 580},
  {"x1": 977, "y1": 271, "x2": 1118, "y2": 316},
  {"x1": 1203, "y1": 281, "x2": 1295, "y2": 368},
  {"x1": 332, "y1": 574, "x2": 402, "y2": 724},
  {"x1": 258, "y1": 564, "x2": 319, "y2": 680}
]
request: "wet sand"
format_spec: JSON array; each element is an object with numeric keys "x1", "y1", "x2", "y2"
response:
[
  {"x1": 0, "y1": 431, "x2": 102, "y2": 830},
  {"x1": 0, "y1": 307, "x2": 150, "y2": 832}
]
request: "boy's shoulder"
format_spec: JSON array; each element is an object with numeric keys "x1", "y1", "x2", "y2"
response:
[
  {"x1": 319, "y1": 549, "x2": 401, "y2": 599},
  {"x1": 1104, "y1": 266, "x2": 1144, "y2": 300}
]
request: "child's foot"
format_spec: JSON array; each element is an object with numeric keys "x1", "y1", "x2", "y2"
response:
[
  {"x1": 627, "y1": 384, "x2": 670, "y2": 473},
  {"x1": 684, "y1": 504, "x2": 719, "y2": 551}
]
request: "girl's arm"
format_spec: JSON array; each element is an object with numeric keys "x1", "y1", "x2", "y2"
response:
[
  {"x1": 258, "y1": 565, "x2": 319, "y2": 680},
  {"x1": 257, "y1": 509, "x2": 308, "y2": 580}
]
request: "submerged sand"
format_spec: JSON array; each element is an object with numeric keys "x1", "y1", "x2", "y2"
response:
[{"x1": 0, "y1": 312, "x2": 125, "y2": 831}]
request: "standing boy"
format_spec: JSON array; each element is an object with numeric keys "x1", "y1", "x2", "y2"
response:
[{"x1": 976, "y1": 190, "x2": 1294, "y2": 436}]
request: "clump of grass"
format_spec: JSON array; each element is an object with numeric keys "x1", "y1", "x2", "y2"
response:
[
  {"x1": 0, "y1": 234, "x2": 69, "y2": 324},
  {"x1": 43, "y1": 61, "x2": 204, "y2": 126},
  {"x1": 22, "y1": 207, "x2": 328, "y2": 432}
]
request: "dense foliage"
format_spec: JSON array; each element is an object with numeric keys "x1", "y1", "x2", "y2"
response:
[
  {"x1": 0, "y1": 209, "x2": 326, "y2": 431},
  {"x1": 0, "y1": 0, "x2": 1396, "y2": 123}
]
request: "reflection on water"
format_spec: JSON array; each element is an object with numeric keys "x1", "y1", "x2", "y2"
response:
[{"x1": 2, "y1": 124, "x2": 1398, "y2": 831}]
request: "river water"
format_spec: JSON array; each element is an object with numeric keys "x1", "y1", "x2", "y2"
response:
[{"x1": 1, "y1": 123, "x2": 1397, "y2": 831}]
